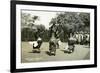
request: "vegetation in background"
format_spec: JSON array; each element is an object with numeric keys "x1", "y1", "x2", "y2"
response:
[{"x1": 21, "y1": 12, "x2": 90, "y2": 42}]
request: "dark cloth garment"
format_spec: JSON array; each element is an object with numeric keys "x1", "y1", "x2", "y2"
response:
[
  {"x1": 68, "y1": 37, "x2": 75, "y2": 51},
  {"x1": 68, "y1": 38, "x2": 75, "y2": 45},
  {"x1": 33, "y1": 40, "x2": 42, "y2": 49}
]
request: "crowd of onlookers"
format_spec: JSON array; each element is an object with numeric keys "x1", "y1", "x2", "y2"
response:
[
  {"x1": 73, "y1": 31, "x2": 90, "y2": 45},
  {"x1": 32, "y1": 31, "x2": 90, "y2": 55},
  {"x1": 64, "y1": 31, "x2": 90, "y2": 53}
]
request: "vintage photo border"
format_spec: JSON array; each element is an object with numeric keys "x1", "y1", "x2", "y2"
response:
[{"x1": 10, "y1": 1, "x2": 97, "y2": 72}]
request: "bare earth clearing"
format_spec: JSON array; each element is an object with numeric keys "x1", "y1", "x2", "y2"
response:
[{"x1": 21, "y1": 42, "x2": 90, "y2": 63}]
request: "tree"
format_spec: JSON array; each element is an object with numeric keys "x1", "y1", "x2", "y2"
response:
[
  {"x1": 21, "y1": 13, "x2": 40, "y2": 41},
  {"x1": 36, "y1": 24, "x2": 45, "y2": 37},
  {"x1": 49, "y1": 12, "x2": 89, "y2": 41},
  {"x1": 21, "y1": 12, "x2": 39, "y2": 28},
  {"x1": 79, "y1": 13, "x2": 90, "y2": 32},
  {"x1": 21, "y1": 13, "x2": 31, "y2": 28},
  {"x1": 79, "y1": 13, "x2": 90, "y2": 27}
]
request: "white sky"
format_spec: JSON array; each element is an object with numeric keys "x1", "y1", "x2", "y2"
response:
[{"x1": 22, "y1": 10, "x2": 58, "y2": 29}]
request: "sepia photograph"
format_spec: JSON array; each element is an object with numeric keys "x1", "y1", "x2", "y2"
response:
[{"x1": 21, "y1": 10, "x2": 90, "y2": 63}]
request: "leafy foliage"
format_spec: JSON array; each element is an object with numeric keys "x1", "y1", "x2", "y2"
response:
[
  {"x1": 21, "y1": 12, "x2": 90, "y2": 42},
  {"x1": 49, "y1": 12, "x2": 90, "y2": 41}
]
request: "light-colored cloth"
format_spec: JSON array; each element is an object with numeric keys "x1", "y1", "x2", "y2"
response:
[
  {"x1": 37, "y1": 37, "x2": 42, "y2": 41},
  {"x1": 86, "y1": 34, "x2": 90, "y2": 41},
  {"x1": 64, "y1": 43, "x2": 68, "y2": 50},
  {"x1": 29, "y1": 42, "x2": 34, "y2": 45},
  {"x1": 58, "y1": 40, "x2": 62, "y2": 46},
  {"x1": 69, "y1": 37, "x2": 76, "y2": 41},
  {"x1": 33, "y1": 41, "x2": 38, "y2": 47}
]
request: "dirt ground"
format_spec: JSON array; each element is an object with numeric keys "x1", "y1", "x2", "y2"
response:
[{"x1": 21, "y1": 42, "x2": 90, "y2": 63}]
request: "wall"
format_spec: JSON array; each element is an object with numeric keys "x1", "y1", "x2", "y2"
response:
[{"x1": 0, "y1": 0, "x2": 99, "y2": 73}]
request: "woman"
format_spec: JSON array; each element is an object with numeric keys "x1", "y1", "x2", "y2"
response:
[
  {"x1": 33, "y1": 37, "x2": 42, "y2": 53},
  {"x1": 67, "y1": 34, "x2": 76, "y2": 53}
]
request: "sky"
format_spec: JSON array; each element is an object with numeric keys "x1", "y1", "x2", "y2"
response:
[{"x1": 22, "y1": 10, "x2": 58, "y2": 29}]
